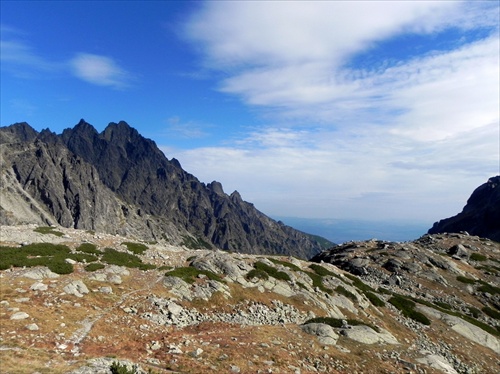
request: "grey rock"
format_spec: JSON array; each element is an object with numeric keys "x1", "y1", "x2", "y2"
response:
[
  {"x1": 448, "y1": 244, "x2": 468, "y2": 258},
  {"x1": 10, "y1": 311, "x2": 30, "y2": 320},
  {"x1": 26, "y1": 323, "x2": 39, "y2": 331},
  {"x1": 30, "y1": 282, "x2": 48, "y2": 291},
  {"x1": 22, "y1": 267, "x2": 60, "y2": 280},
  {"x1": 416, "y1": 354, "x2": 458, "y2": 374},
  {"x1": 63, "y1": 280, "x2": 89, "y2": 297},
  {"x1": 301, "y1": 323, "x2": 339, "y2": 345},
  {"x1": 340, "y1": 325, "x2": 399, "y2": 345}
]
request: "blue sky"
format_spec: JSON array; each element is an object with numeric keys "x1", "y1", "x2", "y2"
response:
[{"x1": 1, "y1": 1, "x2": 499, "y2": 235}]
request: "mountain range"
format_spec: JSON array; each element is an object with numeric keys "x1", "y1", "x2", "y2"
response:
[
  {"x1": 0, "y1": 120, "x2": 330, "y2": 259},
  {"x1": 1, "y1": 120, "x2": 499, "y2": 373}
]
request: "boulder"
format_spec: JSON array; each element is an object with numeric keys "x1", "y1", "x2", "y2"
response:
[
  {"x1": 63, "y1": 280, "x2": 89, "y2": 297},
  {"x1": 22, "y1": 267, "x2": 59, "y2": 280},
  {"x1": 416, "y1": 354, "x2": 458, "y2": 374},
  {"x1": 10, "y1": 311, "x2": 30, "y2": 320},
  {"x1": 301, "y1": 323, "x2": 339, "y2": 345},
  {"x1": 340, "y1": 325, "x2": 399, "y2": 345}
]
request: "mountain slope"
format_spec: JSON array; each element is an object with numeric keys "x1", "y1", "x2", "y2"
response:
[
  {"x1": 0, "y1": 120, "x2": 329, "y2": 258},
  {"x1": 428, "y1": 176, "x2": 500, "y2": 242},
  {"x1": 0, "y1": 225, "x2": 498, "y2": 373}
]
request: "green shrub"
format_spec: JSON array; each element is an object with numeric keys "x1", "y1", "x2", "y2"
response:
[
  {"x1": 296, "y1": 281, "x2": 307, "y2": 290},
  {"x1": 267, "y1": 258, "x2": 301, "y2": 272},
  {"x1": 482, "y1": 306, "x2": 500, "y2": 320},
  {"x1": 85, "y1": 263, "x2": 106, "y2": 272},
  {"x1": 470, "y1": 253, "x2": 487, "y2": 262},
  {"x1": 76, "y1": 243, "x2": 100, "y2": 254},
  {"x1": 476, "y1": 281, "x2": 500, "y2": 295},
  {"x1": 253, "y1": 261, "x2": 291, "y2": 282},
  {"x1": 122, "y1": 242, "x2": 148, "y2": 255},
  {"x1": 246, "y1": 269, "x2": 269, "y2": 281},
  {"x1": 304, "y1": 271, "x2": 332, "y2": 294},
  {"x1": 165, "y1": 266, "x2": 223, "y2": 284},
  {"x1": 158, "y1": 265, "x2": 173, "y2": 271},
  {"x1": 309, "y1": 263, "x2": 336, "y2": 277},
  {"x1": 110, "y1": 362, "x2": 138, "y2": 374},
  {"x1": 365, "y1": 291, "x2": 385, "y2": 307},
  {"x1": 101, "y1": 248, "x2": 151, "y2": 269},
  {"x1": 434, "y1": 301, "x2": 452, "y2": 310},
  {"x1": 456, "y1": 276, "x2": 476, "y2": 284},
  {"x1": 34, "y1": 226, "x2": 64, "y2": 237},
  {"x1": 48, "y1": 260, "x2": 74, "y2": 275},
  {"x1": 388, "y1": 295, "x2": 431, "y2": 325},
  {"x1": 0, "y1": 243, "x2": 72, "y2": 271},
  {"x1": 467, "y1": 307, "x2": 481, "y2": 318},
  {"x1": 335, "y1": 285, "x2": 356, "y2": 300},
  {"x1": 378, "y1": 287, "x2": 393, "y2": 295},
  {"x1": 343, "y1": 273, "x2": 377, "y2": 293},
  {"x1": 66, "y1": 253, "x2": 98, "y2": 263}
]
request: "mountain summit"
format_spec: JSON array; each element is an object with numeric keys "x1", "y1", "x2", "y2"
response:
[
  {"x1": 428, "y1": 176, "x2": 500, "y2": 242},
  {"x1": 0, "y1": 120, "x2": 329, "y2": 258}
]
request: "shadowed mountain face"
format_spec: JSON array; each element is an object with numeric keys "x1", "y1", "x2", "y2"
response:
[
  {"x1": 0, "y1": 120, "x2": 329, "y2": 258},
  {"x1": 428, "y1": 176, "x2": 500, "y2": 242}
]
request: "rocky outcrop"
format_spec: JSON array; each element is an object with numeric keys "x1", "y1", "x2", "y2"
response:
[
  {"x1": 1, "y1": 225, "x2": 499, "y2": 373},
  {"x1": 0, "y1": 120, "x2": 329, "y2": 258},
  {"x1": 428, "y1": 176, "x2": 500, "y2": 242}
]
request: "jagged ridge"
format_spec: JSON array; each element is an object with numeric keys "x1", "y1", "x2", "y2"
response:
[{"x1": 0, "y1": 120, "x2": 329, "y2": 258}]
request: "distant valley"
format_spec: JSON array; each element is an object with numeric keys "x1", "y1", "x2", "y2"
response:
[{"x1": 274, "y1": 217, "x2": 430, "y2": 244}]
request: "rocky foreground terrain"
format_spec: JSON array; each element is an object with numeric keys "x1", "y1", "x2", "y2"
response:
[{"x1": 1, "y1": 225, "x2": 499, "y2": 373}]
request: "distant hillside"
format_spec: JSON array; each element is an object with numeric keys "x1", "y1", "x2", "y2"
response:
[
  {"x1": 428, "y1": 176, "x2": 500, "y2": 242},
  {"x1": 0, "y1": 120, "x2": 331, "y2": 258}
]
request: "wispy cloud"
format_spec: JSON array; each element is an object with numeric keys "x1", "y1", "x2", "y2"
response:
[
  {"x1": 70, "y1": 53, "x2": 132, "y2": 89},
  {"x1": 176, "y1": 1, "x2": 499, "y2": 222},
  {"x1": 164, "y1": 116, "x2": 209, "y2": 139},
  {"x1": 1, "y1": 26, "x2": 133, "y2": 89}
]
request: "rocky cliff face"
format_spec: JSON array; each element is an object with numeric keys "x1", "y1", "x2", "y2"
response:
[
  {"x1": 0, "y1": 120, "x2": 327, "y2": 258},
  {"x1": 428, "y1": 176, "x2": 500, "y2": 242}
]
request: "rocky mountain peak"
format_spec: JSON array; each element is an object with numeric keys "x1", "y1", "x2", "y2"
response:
[
  {"x1": 0, "y1": 120, "x2": 329, "y2": 258},
  {"x1": 208, "y1": 181, "x2": 225, "y2": 195},
  {"x1": 102, "y1": 121, "x2": 141, "y2": 144},
  {"x1": 428, "y1": 175, "x2": 500, "y2": 241},
  {"x1": 0, "y1": 122, "x2": 38, "y2": 144}
]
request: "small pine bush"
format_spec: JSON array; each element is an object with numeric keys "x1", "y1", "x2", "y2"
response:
[
  {"x1": 76, "y1": 243, "x2": 101, "y2": 254},
  {"x1": 482, "y1": 306, "x2": 500, "y2": 320},
  {"x1": 335, "y1": 285, "x2": 356, "y2": 300},
  {"x1": 85, "y1": 263, "x2": 105, "y2": 272},
  {"x1": 253, "y1": 261, "x2": 291, "y2": 282},
  {"x1": 309, "y1": 263, "x2": 336, "y2": 277},
  {"x1": 122, "y1": 242, "x2": 148, "y2": 255},
  {"x1": 246, "y1": 269, "x2": 269, "y2": 281},
  {"x1": 165, "y1": 266, "x2": 224, "y2": 284},
  {"x1": 34, "y1": 226, "x2": 64, "y2": 237},
  {"x1": 456, "y1": 276, "x2": 476, "y2": 284},
  {"x1": 388, "y1": 295, "x2": 431, "y2": 325},
  {"x1": 470, "y1": 253, "x2": 487, "y2": 262},
  {"x1": 365, "y1": 291, "x2": 385, "y2": 307}
]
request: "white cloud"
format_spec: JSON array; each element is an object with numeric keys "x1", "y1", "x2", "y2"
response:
[
  {"x1": 176, "y1": 1, "x2": 499, "y2": 223},
  {"x1": 0, "y1": 39, "x2": 60, "y2": 75},
  {"x1": 1, "y1": 27, "x2": 133, "y2": 89},
  {"x1": 70, "y1": 53, "x2": 131, "y2": 89}
]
